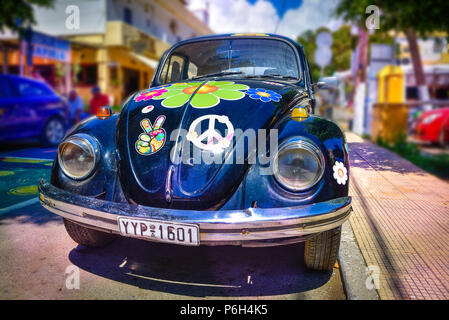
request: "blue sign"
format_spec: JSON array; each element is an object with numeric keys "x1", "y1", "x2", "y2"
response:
[{"x1": 31, "y1": 31, "x2": 70, "y2": 62}]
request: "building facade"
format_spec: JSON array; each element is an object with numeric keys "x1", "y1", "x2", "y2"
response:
[
  {"x1": 396, "y1": 33, "x2": 449, "y2": 100},
  {"x1": 1, "y1": 0, "x2": 213, "y2": 106}
]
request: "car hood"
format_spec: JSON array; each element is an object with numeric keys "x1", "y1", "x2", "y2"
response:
[{"x1": 117, "y1": 78, "x2": 305, "y2": 210}]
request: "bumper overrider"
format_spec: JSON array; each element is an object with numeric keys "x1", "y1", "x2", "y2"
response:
[{"x1": 38, "y1": 180, "x2": 352, "y2": 247}]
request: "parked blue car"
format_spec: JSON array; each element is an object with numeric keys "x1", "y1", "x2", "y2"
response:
[{"x1": 0, "y1": 74, "x2": 69, "y2": 146}]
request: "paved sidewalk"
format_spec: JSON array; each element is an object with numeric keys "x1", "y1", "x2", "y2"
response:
[{"x1": 346, "y1": 132, "x2": 449, "y2": 300}]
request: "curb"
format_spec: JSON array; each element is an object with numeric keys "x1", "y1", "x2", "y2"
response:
[{"x1": 338, "y1": 221, "x2": 380, "y2": 300}]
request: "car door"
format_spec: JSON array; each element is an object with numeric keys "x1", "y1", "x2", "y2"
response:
[
  {"x1": 12, "y1": 78, "x2": 63, "y2": 140},
  {"x1": 0, "y1": 76, "x2": 25, "y2": 141},
  {"x1": 6, "y1": 77, "x2": 46, "y2": 140}
]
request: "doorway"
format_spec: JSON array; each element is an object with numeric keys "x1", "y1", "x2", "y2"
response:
[{"x1": 123, "y1": 67, "x2": 140, "y2": 97}]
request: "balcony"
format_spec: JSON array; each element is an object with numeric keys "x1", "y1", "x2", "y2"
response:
[{"x1": 105, "y1": 21, "x2": 170, "y2": 58}]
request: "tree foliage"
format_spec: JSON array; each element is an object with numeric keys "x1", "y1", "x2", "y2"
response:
[
  {"x1": 334, "y1": 0, "x2": 449, "y2": 36},
  {"x1": 0, "y1": 0, "x2": 54, "y2": 37}
]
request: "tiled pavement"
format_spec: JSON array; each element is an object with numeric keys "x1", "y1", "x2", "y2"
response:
[{"x1": 346, "y1": 132, "x2": 449, "y2": 300}]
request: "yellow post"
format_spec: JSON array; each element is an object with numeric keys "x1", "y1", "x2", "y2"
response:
[
  {"x1": 377, "y1": 65, "x2": 404, "y2": 103},
  {"x1": 372, "y1": 65, "x2": 407, "y2": 144}
]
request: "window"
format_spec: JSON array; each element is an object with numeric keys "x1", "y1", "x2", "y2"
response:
[
  {"x1": 158, "y1": 38, "x2": 300, "y2": 85},
  {"x1": 16, "y1": 79, "x2": 53, "y2": 97},
  {"x1": 187, "y1": 62, "x2": 198, "y2": 79},
  {"x1": 160, "y1": 55, "x2": 185, "y2": 83},
  {"x1": 433, "y1": 38, "x2": 445, "y2": 54},
  {"x1": 77, "y1": 65, "x2": 98, "y2": 86},
  {"x1": 406, "y1": 87, "x2": 418, "y2": 100},
  {"x1": 124, "y1": 7, "x2": 132, "y2": 25}
]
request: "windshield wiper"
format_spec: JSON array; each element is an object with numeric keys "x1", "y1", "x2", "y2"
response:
[
  {"x1": 191, "y1": 71, "x2": 243, "y2": 80},
  {"x1": 245, "y1": 74, "x2": 298, "y2": 80}
]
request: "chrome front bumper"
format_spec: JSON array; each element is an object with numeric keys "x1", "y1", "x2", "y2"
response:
[{"x1": 38, "y1": 180, "x2": 352, "y2": 247}]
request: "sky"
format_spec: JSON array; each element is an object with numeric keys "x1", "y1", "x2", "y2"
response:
[{"x1": 187, "y1": 0, "x2": 343, "y2": 40}]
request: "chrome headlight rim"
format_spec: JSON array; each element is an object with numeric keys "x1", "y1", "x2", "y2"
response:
[
  {"x1": 272, "y1": 137, "x2": 325, "y2": 192},
  {"x1": 58, "y1": 133, "x2": 100, "y2": 180}
]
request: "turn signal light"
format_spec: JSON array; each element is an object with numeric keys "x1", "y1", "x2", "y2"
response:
[
  {"x1": 96, "y1": 106, "x2": 112, "y2": 120},
  {"x1": 291, "y1": 106, "x2": 309, "y2": 121}
]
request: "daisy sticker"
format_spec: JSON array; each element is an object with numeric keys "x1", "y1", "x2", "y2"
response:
[
  {"x1": 245, "y1": 88, "x2": 281, "y2": 102},
  {"x1": 134, "y1": 85, "x2": 171, "y2": 102},
  {"x1": 333, "y1": 161, "x2": 348, "y2": 185}
]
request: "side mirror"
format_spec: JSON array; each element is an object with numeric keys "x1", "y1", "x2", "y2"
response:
[{"x1": 313, "y1": 76, "x2": 338, "y2": 91}]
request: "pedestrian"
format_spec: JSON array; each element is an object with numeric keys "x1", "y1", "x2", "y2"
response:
[
  {"x1": 31, "y1": 66, "x2": 46, "y2": 83},
  {"x1": 68, "y1": 90, "x2": 85, "y2": 125},
  {"x1": 89, "y1": 86, "x2": 110, "y2": 115}
]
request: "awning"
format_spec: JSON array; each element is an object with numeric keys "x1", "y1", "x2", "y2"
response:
[{"x1": 129, "y1": 52, "x2": 159, "y2": 70}]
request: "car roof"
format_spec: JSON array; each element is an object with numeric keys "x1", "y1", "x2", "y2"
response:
[
  {"x1": 0, "y1": 74, "x2": 58, "y2": 95},
  {"x1": 175, "y1": 33, "x2": 303, "y2": 49},
  {"x1": 0, "y1": 74, "x2": 43, "y2": 83},
  {"x1": 0, "y1": 73, "x2": 53, "y2": 87}
]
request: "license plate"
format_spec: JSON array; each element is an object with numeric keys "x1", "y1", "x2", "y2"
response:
[{"x1": 117, "y1": 217, "x2": 200, "y2": 246}]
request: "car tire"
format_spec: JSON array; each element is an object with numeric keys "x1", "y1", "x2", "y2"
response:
[
  {"x1": 42, "y1": 117, "x2": 65, "y2": 146},
  {"x1": 304, "y1": 226, "x2": 341, "y2": 271},
  {"x1": 63, "y1": 218, "x2": 116, "y2": 248}
]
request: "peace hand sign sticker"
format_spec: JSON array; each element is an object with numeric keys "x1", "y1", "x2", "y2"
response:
[
  {"x1": 186, "y1": 115, "x2": 234, "y2": 152},
  {"x1": 136, "y1": 115, "x2": 166, "y2": 155}
]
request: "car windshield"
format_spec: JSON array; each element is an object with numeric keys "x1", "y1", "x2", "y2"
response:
[{"x1": 157, "y1": 38, "x2": 300, "y2": 84}]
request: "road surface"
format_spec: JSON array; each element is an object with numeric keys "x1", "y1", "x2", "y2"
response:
[{"x1": 0, "y1": 145, "x2": 345, "y2": 300}]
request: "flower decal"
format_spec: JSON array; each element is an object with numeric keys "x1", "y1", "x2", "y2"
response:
[
  {"x1": 137, "y1": 81, "x2": 249, "y2": 108},
  {"x1": 246, "y1": 88, "x2": 281, "y2": 102},
  {"x1": 134, "y1": 85, "x2": 171, "y2": 102},
  {"x1": 333, "y1": 161, "x2": 348, "y2": 185}
]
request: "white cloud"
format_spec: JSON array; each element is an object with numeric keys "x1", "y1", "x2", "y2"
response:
[
  {"x1": 188, "y1": 0, "x2": 278, "y2": 34},
  {"x1": 187, "y1": 0, "x2": 343, "y2": 40},
  {"x1": 277, "y1": 0, "x2": 342, "y2": 39}
]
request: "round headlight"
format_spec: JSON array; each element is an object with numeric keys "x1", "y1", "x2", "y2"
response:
[
  {"x1": 58, "y1": 134, "x2": 100, "y2": 180},
  {"x1": 273, "y1": 138, "x2": 324, "y2": 191}
]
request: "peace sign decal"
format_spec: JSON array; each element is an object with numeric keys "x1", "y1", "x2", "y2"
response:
[
  {"x1": 136, "y1": 115, "x2": 166, "y2": 155},
  {"x1": 186, "y1": 115, "x2": 234, "y2": 152}
]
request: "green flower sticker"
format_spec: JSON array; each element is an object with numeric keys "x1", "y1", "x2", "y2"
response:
[{"x1": 151, "y1": 81, "x2": 249, "y2": 108}]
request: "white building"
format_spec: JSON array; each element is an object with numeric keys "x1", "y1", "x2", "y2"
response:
[{"x1": 11, "y1": 0, "x2": 213, "y2": 103}]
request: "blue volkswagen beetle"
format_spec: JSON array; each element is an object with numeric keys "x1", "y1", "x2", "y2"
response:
[{"x1": 39, "y1": 34, "x2": 351, "y2": 271}]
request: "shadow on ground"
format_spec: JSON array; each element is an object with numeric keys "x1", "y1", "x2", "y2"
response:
[
  {"x1": 0, "y1": 203, "x2": 60, "y2": 225},
  {"x1": 349, "y1": 142, "x2": 426, "y2": 175},
  {"x1": 69, "y1": 237, "x2": 333, "y2": 298}
]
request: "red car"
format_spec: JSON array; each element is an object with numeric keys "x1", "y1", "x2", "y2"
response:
[{"x1": 414, "y1": 108, "x2": 449, "y2": 147}]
